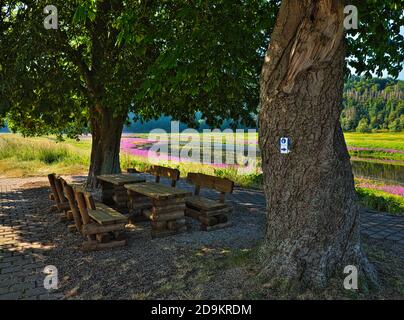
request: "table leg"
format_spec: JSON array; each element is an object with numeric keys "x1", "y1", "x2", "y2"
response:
[
  {"x1": 127, "y1": 190, "x2": 152, "y2": 223},
  {"x1": 112, "y1": 185, "x2": 129, "y2": 209},
  {"x1": 148, "y1": 198, "x2": 187, "y2": 238},
  {"x1": 101, "y1": 181, "x2": 114, "y2": 205}
]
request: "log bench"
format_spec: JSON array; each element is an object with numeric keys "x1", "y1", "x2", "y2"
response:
[
  {"x1": 147, "y1": 165, "x2": 181, "y2": 187},
  {"x1": 47, "y1": 174, "x2": 72, "y2": 219},
  {"x1": 185, "y1": 173, "x2": 234, "y2": 231},
  {"x1": 62, "y1": 182, "x2": 128, "y2": 251}
]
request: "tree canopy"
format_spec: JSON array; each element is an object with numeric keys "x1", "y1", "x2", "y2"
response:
[
  {"x1": 1, "y1": 0, "x2": 402, "y2": 137},
  {"x1": 1, "y1": 0, "x2": 156, "y2": 138}
]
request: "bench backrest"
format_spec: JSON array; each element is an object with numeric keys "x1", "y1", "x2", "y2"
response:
[
  {"x1": 74, "y1": 190, "x2": 95, "y2": 225},
  {"x1": 55, "y1": 176, "x2": 68, "y2": 204},
  {"x1": 187, "y1": 173, "x2": 234, "y2": 203},
  {"x1": 148, "y1": 165, "x2": 180, "y2": 187},
  {"x1": 62, "y1": 182, "x2": 83, "y2": 232},
  {"x1": 47, "y1": 173, "x2": 60, "y2": 203}
]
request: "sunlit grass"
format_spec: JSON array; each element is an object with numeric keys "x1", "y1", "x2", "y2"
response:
[
  {"x1": 356, "y1": 187, "x2": 404, "y2": 215},
  {"x1": 344, "y1": 132, "x2": 404, "y2": 151},
  {"x1": 0, "y1": 135, "x2": 89, "y2": 177}
]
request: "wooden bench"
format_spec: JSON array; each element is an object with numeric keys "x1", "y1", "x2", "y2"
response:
[
  {"x1": 147, "y1": 165, "x2": 180, "y2": 187},
  {"x1": 185, "y1": 173, "x2": 234, "y2": 231},
  {"x1": 63, "y1": 182, "x2": 128, "y2": 251},
  {"x1": 47, "y1": 174, "x2": 71, "y2": 217}
]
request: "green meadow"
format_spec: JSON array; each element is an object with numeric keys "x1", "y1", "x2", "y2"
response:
[
  {"x1": 0, "y1": 132, "x2": 403, "y2": 215},
  {"x1": 1, "y1": 132, "x2": 404, "y2": 178},
  {"x1": 344, "y1": 132, "x2": 404, "y2": 150}
]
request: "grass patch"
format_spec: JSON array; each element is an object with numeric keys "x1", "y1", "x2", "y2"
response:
[
  {"x1": 356, "y1": 188, "x2": 404, "y2": 215},
  {"x1": 0, "y1": 135, "x2": 89, "y2": 177},
  {"x1": 349, "y1": 150, "x2": 404, "y2": 162},
  {"x1": 344, "y1": 132, "x2": 404, "y2": 151}
]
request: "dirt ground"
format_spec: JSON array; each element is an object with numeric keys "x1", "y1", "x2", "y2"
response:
[{"x1": 1, "y1": 177, "x2": 403, "y2": 299}]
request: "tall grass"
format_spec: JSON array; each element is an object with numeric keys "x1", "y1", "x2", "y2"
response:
[{"x1": 0, "y1": 135, "x2": 89, "y2": 177}]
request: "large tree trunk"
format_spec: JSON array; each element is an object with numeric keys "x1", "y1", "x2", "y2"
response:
[
  {"x1": 259, "y1": 0, "x2": 376, "y2": 289},
  {"x1": 87, "y1": 105, "x2": 124, "y2": 187}
]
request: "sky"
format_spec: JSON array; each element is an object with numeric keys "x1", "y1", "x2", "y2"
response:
[{"x1": 398, "y1": 68, "x2": 404, "y2": 81}]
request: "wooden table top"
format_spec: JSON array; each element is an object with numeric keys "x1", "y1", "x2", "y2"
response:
[
  {"x1": 97, "y1": 173, "x2": 146, "y2": 186},
  {"x1": 124, "y1": 182, "x2": 192, "y2": 200}
]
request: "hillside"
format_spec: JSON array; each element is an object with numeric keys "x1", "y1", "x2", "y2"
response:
[{"x1": 341, "y1": 77, "x2": 404, "y2": 132}]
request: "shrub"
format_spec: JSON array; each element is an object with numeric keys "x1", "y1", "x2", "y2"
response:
[
  {"x1": 356, "y1": 188, "x2": 404, "y2": 215},
  {"x1": 356, "y1": 118, "x2": 371, "y2": 133}
]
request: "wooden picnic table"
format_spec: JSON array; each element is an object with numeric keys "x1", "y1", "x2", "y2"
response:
[
  {"x1": 124, "y1": 182, "x2": 192, "y2": 238},
  {"x1": 97, "y1": 173, "x2": 145, "y2": 208}
]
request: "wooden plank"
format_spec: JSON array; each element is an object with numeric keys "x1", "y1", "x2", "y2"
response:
[
  {"x1": 125, "y1": 182, "x2": 191, "y2": 200},
  {"x1": 112, "y1": 194, "x2": 128, "y2": 203},
  {"x1": 184, "y1": 207, "x2": 201, "y2": 220},
  {"x1": 150, "y1": 221, "x2": 168, "y2": 231},
  {"x1": 82, "y1": 223, "x2": 126, "y2": 235},
  {"x1": 131, "y1": 203, "x2": 152, "y2": 211},
  {"x1": 167, "y1": 219, "x2": 186, "y2": 231},
  {"x1": 56, "y1": 202, "x2": 70, "y2": 212},
  {"x1": 185, "y1": 196, "x2": 227, "y2": 211},
  {"x1": 200, "y1": 207, "x2": 232, "y2": 217},
  {"x1": 153, "y1": 197, "x2": 188, "y2": 206},
  {"x1": 198, "y1": 215, "x2": 218, "y2": 226},
  {"x1": 187, "y1": 173, "x2": 234, "y2": 193},
  {"x1": 97, "y1": 173, "x2": 145, "y2": 186},
  {"x1": 143, "y1": 209, "x2": 184, "y2": 222},
  {"x1": 63, "y1": 183, "x2": 83, "y2": 233},
  {"x1": 152, "y1": 204, "x2": 186, "y2": 214},
  {"x1": 88, "y1": 208, "x2": 128, "y2": 225},
  {"x1": 67, "y1": 224, "x2": 77, "y2": 232},
  {"x1": 148, "y1": 166, "x2": 180, "y2": 182},
  {"x1": 47, "y1": 174, "x2": 60, "y2": 204},
  {"x1": 54, "y1": 177, "x2": 68, "y2": 206}
]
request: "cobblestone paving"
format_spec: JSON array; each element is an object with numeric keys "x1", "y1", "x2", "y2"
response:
[
  {"x1": 176, "y1": 179, "x2": 404, "y2": 245},
  {"x1": 0, "y1": 183, "x2": 63, "y2": 300},
  {"x1": 1, "y1": 176, "x2": 403, "y2": 300}
]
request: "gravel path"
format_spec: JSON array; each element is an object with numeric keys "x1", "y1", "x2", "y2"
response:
[
  {"x1": 0, "y1": 176, "x2": 265, "y2": 299},
  {"x1": 1, "y1": 175, "x2": 403, "y2": 299}
]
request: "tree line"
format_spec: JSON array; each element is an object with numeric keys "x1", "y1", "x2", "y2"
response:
[{"x1": 341, "y1": 76, "x2": 404, "y2": 132}]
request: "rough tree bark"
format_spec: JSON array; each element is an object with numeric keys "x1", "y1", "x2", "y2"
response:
[
  {"x1": 87, "y1": 105, "x2": 124, "y2": 187},
  {"x1": 259, "y1": 0, "x2": 377, "y2": 288}
]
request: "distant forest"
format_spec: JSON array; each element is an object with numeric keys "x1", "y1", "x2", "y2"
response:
[{"x1": 341, "y1": 77, "x2": 404, "y2": 132}]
